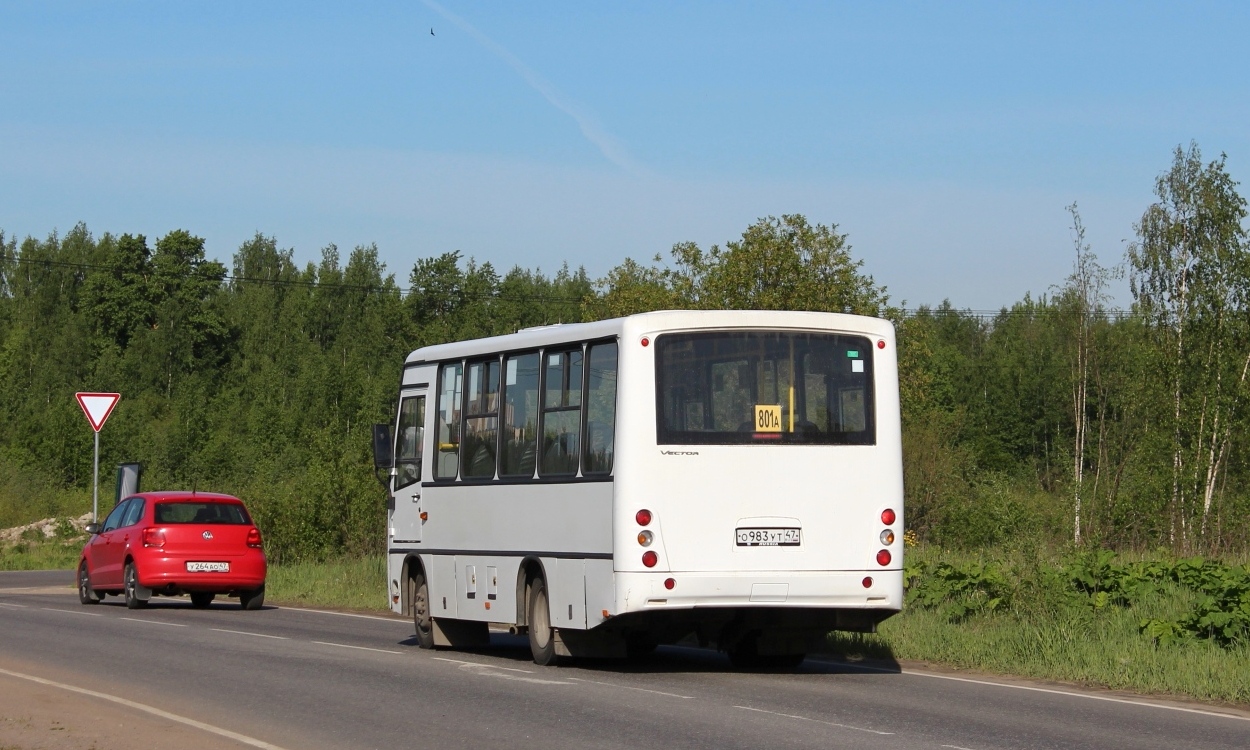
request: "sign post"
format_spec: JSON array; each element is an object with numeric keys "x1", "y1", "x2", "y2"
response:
[{"x1": 75, "y1": 392, "x2": 121, "y2": 523}]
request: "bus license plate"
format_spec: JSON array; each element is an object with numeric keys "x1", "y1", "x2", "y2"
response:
[
  {"x1": 186, "y1": 561, "x2": 230, "y2": 573},
  {"x1": 736, "y1": 528, "x2": 800, "y2": 546}
]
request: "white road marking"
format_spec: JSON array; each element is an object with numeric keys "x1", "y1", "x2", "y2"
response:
[
  {"x1": 431, "y1": 657, "x2": 533, "y2": 673},
  {"x1": 276, "y1": 606, "x2": 399, "y2": 622},
  {"x1": 312, "y1": 641, "x2": 401, "y2": 654},
  {"x1": 0, "y1": 602, "x2": 28, "y2": 608},
  {"x1": 0, "y1": 666, "x2": 291, "y2": 750},
  {"x1": 40, "y1": 607, "x2": 100, "y2": 616},
  {"x1": 905, "y1": 670, "x2": 1250, "y2": 720},
  {"x1": 734, "y1": 705, "x2": 893, "y2": 735},
  {"x1": 942, "y1": 745, "x2": 979, "y2": 750},
  {"x1": 810, "y1": 660, "x2": 1250, "y2": 725},
  {"x1": 566, "y1": 676, "x2": 693, "y2": 699},
  {"x1": 120, "y1": 617, "x2": 187, "y2": 627},
  {"x1": 211, "y1": 628, "x2": 289, "y2": 640},
  {"x1": 430, "y1": 656, "x2": 571, "y2": 685}
]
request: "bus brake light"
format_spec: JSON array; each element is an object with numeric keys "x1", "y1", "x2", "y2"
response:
[
  {"x1": 876, "y1": 549, "x2": 891, "y2": 566},
  {"x1": 642, "y1": 551, "x2": 658, "y2": 568},
  {"x1": 636, "y1": 509, "x2": 652, "y2": 526},
  {"x1": 881, "y1": 508, "x2": 896, "y2": 525}
]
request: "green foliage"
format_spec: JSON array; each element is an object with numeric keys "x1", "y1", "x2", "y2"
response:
[{"x1": 905, "y1": 559, "x2": 1013, "y2": 621}]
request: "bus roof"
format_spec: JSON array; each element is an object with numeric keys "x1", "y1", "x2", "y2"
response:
[{"x1": 403, "y1": 310, "x2": 893, "y2": 366}]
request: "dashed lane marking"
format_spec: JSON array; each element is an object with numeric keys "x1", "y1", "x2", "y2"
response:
[
  {"x1": 734, "y1": 705, "x2": 893, "y2": 735},
  {"x1": 120, "y1": 617, "x2": 187, "y2": 627},
  {"x1": 211, "y1": 628, "x2": 289, "y2": 640},
  {"x1": 0, "y1": 666, "x2": 291, "y2": 750},
  {"x1": 276, "y1": 606, "x2": 399, "y2": 622},
  {"x1": 40, "y1": 607, "x2": 100, "y2": 616},
  {"x1": 566, "y1": 676, "x2": 693, "y2": 700},
  {"x1": 312, "y1": 641, "x2": 401, "y2": 654}
]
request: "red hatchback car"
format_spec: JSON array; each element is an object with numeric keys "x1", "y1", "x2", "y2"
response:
[{"x1": 78, "y1": 492, "x2": 267, "y2": 610}]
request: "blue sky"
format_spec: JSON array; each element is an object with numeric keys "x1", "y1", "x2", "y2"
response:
[{"x1": 2, "y1": 1, "x2": 1247, "y2": 309}]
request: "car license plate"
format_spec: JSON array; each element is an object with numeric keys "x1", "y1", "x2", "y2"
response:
[
  {"x1": 736, "y1": 528, "x2": 801, "y2": 546},
  {"x1": 186, "y1": 561, "x2": 230, "y2": 573}
]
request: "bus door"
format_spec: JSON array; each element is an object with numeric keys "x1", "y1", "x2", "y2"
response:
[{"x1": 391, "y1": 389, "x2": 426, "y2": 544}]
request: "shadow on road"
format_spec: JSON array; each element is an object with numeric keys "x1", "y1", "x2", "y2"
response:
[{"x1": 396, "y1": 631, "x2": 903, "y2": 677}]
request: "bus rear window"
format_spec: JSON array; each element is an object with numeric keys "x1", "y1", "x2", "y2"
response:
[{"x1": 655, "y1": 331, "x2": 875, "y2": 445}]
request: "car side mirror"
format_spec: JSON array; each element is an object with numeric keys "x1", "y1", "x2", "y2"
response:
[
  {"x1": 85, "y1": 523, "x2": 101, "y2": 535},
  {"x1": 372, "y1": 423, "x2": 394, "y2": 469}
]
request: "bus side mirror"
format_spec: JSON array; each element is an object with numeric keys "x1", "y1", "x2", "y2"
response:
[{"x1": 372, "y1": 424, "x2": 394, "y2": 469}]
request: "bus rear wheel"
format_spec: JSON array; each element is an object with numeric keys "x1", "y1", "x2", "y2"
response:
[
  {"x1": 527, "y1": 577, "x2": 559, "y2": 666},
  {"x1": 412, "y1": 570, "x2": 434, "y2": 649}
]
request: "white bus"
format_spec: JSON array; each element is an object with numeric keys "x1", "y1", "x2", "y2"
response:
[{"x1": 372, "y1": 310, "x2": 903, "y2": 668}]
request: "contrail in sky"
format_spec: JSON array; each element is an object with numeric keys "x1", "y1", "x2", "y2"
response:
[{"x1": 422, "y1": 0, "x2": 644, "y2": 177}]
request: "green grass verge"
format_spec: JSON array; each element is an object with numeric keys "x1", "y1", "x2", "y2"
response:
[
  {"x1": 0, "y1": 537, "x2": 85, "y2": 571},
  {"x1": 264, "y1": 555, "x2": 390, "y2": 612},
  {"x1": 825, "y1": 545, "x2": 1250, "y2": 707}
]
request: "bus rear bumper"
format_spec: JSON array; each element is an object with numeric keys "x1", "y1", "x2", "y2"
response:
[{"x1": 615, "y1": 570, "x2": 903, "y2": 615}]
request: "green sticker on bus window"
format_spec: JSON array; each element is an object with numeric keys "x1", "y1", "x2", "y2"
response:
[{"x1": 847, "y1": 350, "x2": 859, "y2": 358}]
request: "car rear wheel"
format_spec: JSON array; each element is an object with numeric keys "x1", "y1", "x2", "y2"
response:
[
  {"x1": 124, "y1": 562, "x2": 147, "y2": 609},
  {"x1": 78, "y1": 562, "x2": 103, "y2": 605},
  {"x1": 527, "y1": 577, "x2": 559, "y2": 666},
  {"x1": 411, "y1": 570, "x2": 434, "y2": 649},
  {"x1": 190, "y1": 592, "x2": 215, "y2": 608},
  {"x1": 239, "y1": 584, "x2": 265, "y2": 610}
]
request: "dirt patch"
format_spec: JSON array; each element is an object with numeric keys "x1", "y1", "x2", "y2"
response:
[{"x1": 0, "y1": 671, "x2": 271, "y2": 750}]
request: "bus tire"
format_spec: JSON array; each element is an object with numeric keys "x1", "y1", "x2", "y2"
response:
[
  {"x1": 527, "y1": 577, "x2": 559, "y2": 666},
  {"x1": 412, "y1": 570, "x2": 435, "y2": 649}
]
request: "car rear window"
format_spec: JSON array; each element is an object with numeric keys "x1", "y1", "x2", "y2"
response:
[{"x1": 154, "y1": 502, "x2": 251, "y2": 525}]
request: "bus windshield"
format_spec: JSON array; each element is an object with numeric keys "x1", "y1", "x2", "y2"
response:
[{"x1": 655, "y1": 331, "x2": 875, "y2": 445}]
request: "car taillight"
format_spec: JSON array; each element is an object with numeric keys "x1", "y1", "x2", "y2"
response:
[
  {"x1": 142, "y1": 528, "x2": 165, "y2": 548},
  {"x1": 247, "y1": 528, "x2": 263, "y2": 548}
]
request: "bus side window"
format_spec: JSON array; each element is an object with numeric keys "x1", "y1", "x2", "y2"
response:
[
  {"x1": 583, "y1": 341, "x2": 617, "y2": 474},
  {"x1": 501, "y1": 352, "x2": 540, "y2": 478},
  {"x1": 463, "y1": 359, "x2": 500, "y2": 479},
  {"x1": 435, "y1": 363, "x2": 463, "y2": 480},
  {"x1": 395, "y1": 395, "x2": 425, "y2": 489},
  {"x1": 540, "y1": 348, "x2": 583, "y2": 476}
]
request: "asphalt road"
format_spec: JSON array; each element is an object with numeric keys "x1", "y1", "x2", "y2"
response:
[{"x1": 2, "y1": 570, "x2": 1247, "y2": 750}]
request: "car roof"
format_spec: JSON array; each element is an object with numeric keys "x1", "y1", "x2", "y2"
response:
[{"x1": 130, "y1": 492, "x2": 243, "y2": 503}]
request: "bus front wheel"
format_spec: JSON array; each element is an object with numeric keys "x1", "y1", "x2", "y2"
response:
[
  {"x1": 527, "y1": 577, "x2": 559, "y2": 666},
  {"x1": 412, "y1": 570, "x2": 434, "y2": 649}
]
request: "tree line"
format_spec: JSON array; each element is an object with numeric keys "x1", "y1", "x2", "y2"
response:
[{"x1": 1, "y1": 143, "x2": 1246, "y2": 559}]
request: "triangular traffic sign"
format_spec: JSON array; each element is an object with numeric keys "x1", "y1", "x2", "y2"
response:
[{"x1": 75, "y1": 392, "x2": 121, "y2": 432}]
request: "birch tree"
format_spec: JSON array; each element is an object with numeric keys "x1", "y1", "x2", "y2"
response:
[{"x1": 1127, "y1": 144, "x2": 1249, "y2": 551}]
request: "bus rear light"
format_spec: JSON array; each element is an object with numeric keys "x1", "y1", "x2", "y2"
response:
[
  {"x1": 637, "y1": 530, "x2": 654, "y2": 547},
  {"x1": 878, "y1": 339, "x2": 886, "y2": 349},
  {"x1": 142, "y1": 528, "x2": 165, "y2": 548},
  {"x1": 636, "y1": 509, "x2": 652, "y2": 526},
  {"x1": 880, "y1": 530, "x2": 895, "y2": 545},
  {"x1": 641, "y1": 337, "x2": 650, "y2": 347},
  {"x1": 880, "y1": 508, "x2": 896, "y2": 525},
  {"x1": 642, "y1": 551, "x2": 658, "y2": 568},
  {"x1": 247, "y1": 528, "x2": 263, "y2": 548},
  {"x1": 876, "y1": 549, "x2": 891, "y2": 566},
  {"x1": 862, "y1": 577, "x2": 873, "y2": 588},
  {"x1": 664, "y1": 578, "x2": 675, "y2": 590}
]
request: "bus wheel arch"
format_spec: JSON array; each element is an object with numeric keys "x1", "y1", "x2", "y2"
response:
[{"x1": 515, "y1": 557, "x2": 547, "y2": 629}]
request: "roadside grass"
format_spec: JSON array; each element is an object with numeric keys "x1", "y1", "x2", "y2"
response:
[
  {"x1": 0, "y1": 541, "x2": 82, "y2": 571},
  {"x1": 265, "y1": 555, "x2": 390, "y2": 613},
  {"x1": 824, "y1": 545, "x2": 1250, "y2": 707}
]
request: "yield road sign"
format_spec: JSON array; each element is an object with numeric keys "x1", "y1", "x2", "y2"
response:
[{"x1": 75, "y1": 392, "x2": 121, "y2": 432}]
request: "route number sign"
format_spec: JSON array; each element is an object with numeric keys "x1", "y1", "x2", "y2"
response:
[{"x1": 755, "y1": 404, "x2": 782, "y2": 433}]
